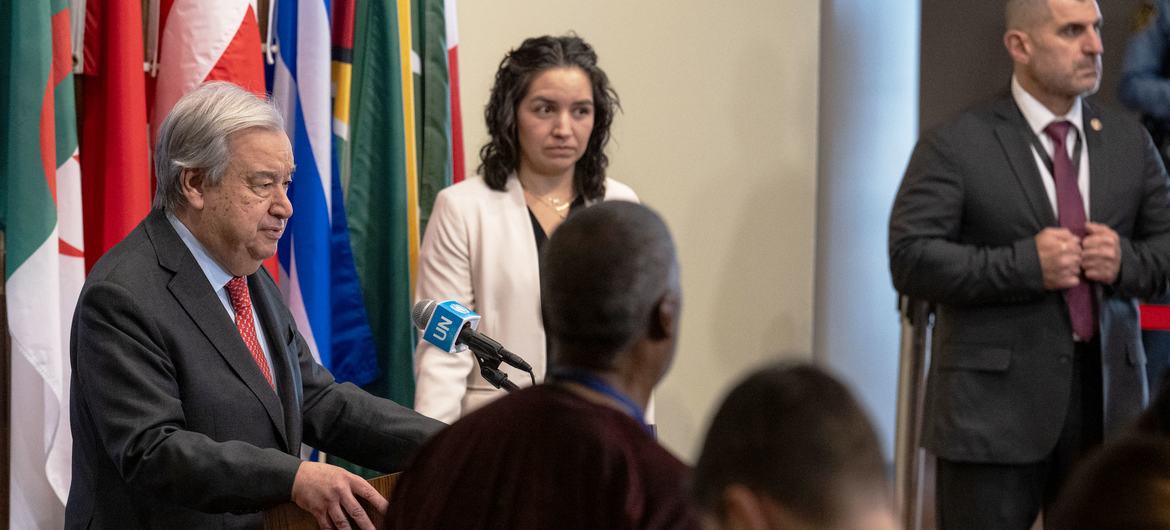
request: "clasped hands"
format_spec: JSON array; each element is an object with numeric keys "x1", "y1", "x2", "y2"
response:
[{"x1": 1035, "y1": 222, "x2": 1120, "y2": 290}]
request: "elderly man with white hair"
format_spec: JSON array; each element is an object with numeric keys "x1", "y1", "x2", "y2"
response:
[{"x1": 66, "y1": 82, "x2": 443, "y2": 530}]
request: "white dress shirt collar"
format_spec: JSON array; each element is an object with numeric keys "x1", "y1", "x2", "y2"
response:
[
  {"x1": 166, "y1": 211, "x2": 235, "y2": 291},
  {"x1": 1011, "y1": 75, "x2": 1084, "y2": 139}
]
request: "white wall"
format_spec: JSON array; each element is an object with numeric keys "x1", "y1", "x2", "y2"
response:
[
  {"x1": 456, "y1": 0, "x2": 822, "y2": 460},
  {"x1": 815, "y1": 0, "x2": 919, "y2": 460}
]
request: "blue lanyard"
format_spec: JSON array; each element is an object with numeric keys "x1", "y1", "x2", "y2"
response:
[{"x1": 552, "y1": 368, "x2": 652, "y2": 435}]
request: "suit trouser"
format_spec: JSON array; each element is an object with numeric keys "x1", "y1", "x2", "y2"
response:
[{"x1": 935, "y1": 339, "x2": 1103, "y2": 530}]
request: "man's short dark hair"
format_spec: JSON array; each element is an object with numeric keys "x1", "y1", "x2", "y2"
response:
[
  {"x1": 1006, "y1": 0, "x2": 1045, "y2": 31},
  {"x1": 540, "y1": 201, "x2": 676, "y2": 369},
  {"x1": 693, "y1": 363, "x2": 888, "y2": 526}
]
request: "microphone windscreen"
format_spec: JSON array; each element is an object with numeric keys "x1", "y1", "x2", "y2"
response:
[{"x1": 411, "y1": 299, "x2": 437, "y2": 330}]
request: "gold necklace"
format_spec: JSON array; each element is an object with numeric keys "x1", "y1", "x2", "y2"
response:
[{"x1": 524, "y1": 189, "x2": 574, "y2": 219}]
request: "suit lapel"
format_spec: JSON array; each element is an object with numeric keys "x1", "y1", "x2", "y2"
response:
[
  {"x1": 1082, "y1": 101, "x2": 1109, "y2": 223},
  {"x1": 146, "y1": 211, "x2": 291, "y2": 451},
  {"x1": 504, "y1": 175, "x2": 542, "y2": 289},
  {"x1": 994, "y1": 96, "x2": 1058, "y2": 227},
  {"x1": 247, "y1": 272, "x2": 302, "y2": 450}
]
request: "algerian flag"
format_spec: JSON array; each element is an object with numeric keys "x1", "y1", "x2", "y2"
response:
[{"x1": 2, "y1": 0, "x2": 85, "y2": 526}]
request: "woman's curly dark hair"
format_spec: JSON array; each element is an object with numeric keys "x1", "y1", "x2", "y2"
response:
[{"x1": 478, "y1": 34, "x2": 620, "y2": 200}]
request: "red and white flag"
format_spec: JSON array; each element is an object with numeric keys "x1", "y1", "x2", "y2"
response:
[
  {"x1": 446, "y1": 0, "x2": 465, "y2": 183},
  {"x1": 80, "y1": 0, "x2": 152, "y2": 270},
  {"x1": 150, "y1": 0, "x2": 275, "y2": 276}
]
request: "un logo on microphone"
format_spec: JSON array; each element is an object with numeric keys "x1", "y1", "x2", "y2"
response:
[{"x1": 422, "y1": 300, "x2": 482, "y2": 352}]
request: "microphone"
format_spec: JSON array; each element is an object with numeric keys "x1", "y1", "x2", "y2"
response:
[{"x1": 412, "y1": 299, "x2": 534, "y2": 373}]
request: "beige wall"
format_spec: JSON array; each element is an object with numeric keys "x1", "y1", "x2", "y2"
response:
[{"x1": 456, "y1": 0, "x2": 821, "y2": 461}]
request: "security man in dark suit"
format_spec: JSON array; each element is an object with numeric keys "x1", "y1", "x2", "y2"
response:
[{"x1": 889, "y1": 0, "x2": 1170, "y2": 528}]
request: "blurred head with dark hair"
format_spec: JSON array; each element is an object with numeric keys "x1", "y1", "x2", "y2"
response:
[
  {"x1": 1136, "y1": 370, "x2": 1170, "y2": 435},
  {"x1": 1048, "y1": 435, "x2": 1170, "y2": 530},
  {"x1": 478, "y1": 34, "x2": 619, "y2": 200},
  {"x1": 541, "y1": 201, "x2": 679, "y2": 403},
  {"x1": 694, "y1": 363, "x2": 897, "y2": 530}
]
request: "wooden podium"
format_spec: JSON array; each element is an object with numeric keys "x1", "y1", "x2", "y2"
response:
[{"x1": 263, "y1": 473, "x2": 399, "y2": 530}]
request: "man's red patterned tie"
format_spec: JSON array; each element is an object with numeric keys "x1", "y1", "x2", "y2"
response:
[{"x1": 226, "y1": 276, "x2": 275, "y2": 388}]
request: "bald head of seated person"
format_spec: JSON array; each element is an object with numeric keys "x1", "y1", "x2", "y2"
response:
[
  {"x1": 694, "y1": 364, "x2": 898, "y2": 530},
  {"x1": 66, "y1": 81, "x2": 444, "y2": 530},
  {"x1": 386, "y1": 201, "x2": 701, "y2": 529}
]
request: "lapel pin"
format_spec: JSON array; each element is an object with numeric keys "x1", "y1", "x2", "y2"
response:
[{"x1": 1090, "y1": 118, "x2": 1102, "y2": 131}]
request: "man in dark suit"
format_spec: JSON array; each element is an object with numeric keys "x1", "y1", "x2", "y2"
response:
[
  {"x1": 889, "y1": 0, "x2": 1170, "y2": 528},
  {"x1": 65, "y1": 82, "x2": 444, "y2": 529}
]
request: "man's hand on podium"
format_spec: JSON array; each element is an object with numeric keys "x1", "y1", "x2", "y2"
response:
[{"x1": 291, "y1": 461, "x2": 388, "y2": 530}]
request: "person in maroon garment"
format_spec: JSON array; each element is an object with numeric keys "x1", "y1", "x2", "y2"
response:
[{"x1": 386, "y1": 201, "x2": 700, "y2": 529}]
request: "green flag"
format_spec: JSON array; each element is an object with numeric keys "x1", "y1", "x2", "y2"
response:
[
  {"x1": 412, "y1": 0, "x2": 454, "y2": 231},
  {"x1": 349, "y1": 0, "x2": 419, "y2": 407},
  {"x1": 2, "y1": 0, "x2": 86, "y2": 524}
]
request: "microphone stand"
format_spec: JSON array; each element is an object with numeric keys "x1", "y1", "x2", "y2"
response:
[{"x1": 470, "y1": 348, "x2": 519, "y2": 392}]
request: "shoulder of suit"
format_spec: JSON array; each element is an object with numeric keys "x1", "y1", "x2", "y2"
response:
[
  {"x1": 603, "y1": 178, "x2": 639, "y2": 202},
  {"x1": 1081, "y1": 99, "x2": 1152, "y2": 144},
  {"x1": 926, "y1": 96, "x2": 1146, "y2": 143},
  {"x1": 915, "y1": 97, "x2": 1009, "y2": 149},
  {"x1": 435, "y1": 176, "x2": 508, "y2": 204},
  {"x1": 437, "y1": 175, "x2": 639, "y2": 206},
  {"x1": 1084, "y1": 99, "x2": 1143, "y2": 127},
  {"x1": 84, "y1": 220, "x2": 159, "y2": 285}
]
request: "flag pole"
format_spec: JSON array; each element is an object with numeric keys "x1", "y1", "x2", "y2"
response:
[
  {"x1": 894, "y1": 295, "x2": 934, "y2": 530},
  {"x1": 70, "y1": 0, "x2": 86, "y2": 74},
  {"x1": 1, "y1": 231, "x2": 9, "y2": 524},
  {"x1": 145, "y1": 0, "x2": 160, "y2": 76}
]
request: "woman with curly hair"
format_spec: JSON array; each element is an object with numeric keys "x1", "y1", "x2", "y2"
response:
[{"x1": 412, "y1": 34, "x2": 638, "y2": 422}]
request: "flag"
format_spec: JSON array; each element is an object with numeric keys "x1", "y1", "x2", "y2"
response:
[
  {"x1": 80, "y1": 0, "x2": 151, "y2": 272},
  {"x1": 445, "y1": 0, "x2": 465, "y2": 185},
  {"x1": 272, "y1": 0, "x2": 378, "y2": 385},
  {"x1": 331, "y1": 0, "x2": 355, "y2": 191},
  {"x1": 412, "y1": 0, "x2": 460, "y2": 229},
  {"x1": 2, "y1": 0, "x2": 85, "y2": 526},
  {"x1": 151, "y1": 0, "x2": 278, "y2": 278},
  {"x1": 348, "y1": 0, "x2": 421, "y2": 406}
]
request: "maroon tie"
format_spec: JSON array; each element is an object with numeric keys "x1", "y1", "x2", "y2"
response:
[
  {"x1": 1043, "y1": 121, "x2": 1096, "y2": 340},
  {"x1": 225, "y1": 276, "x2": 275, "y2": 388}
]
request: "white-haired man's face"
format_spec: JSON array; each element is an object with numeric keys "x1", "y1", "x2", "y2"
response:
[{"x1": 182, "y1": 128, "x2": 294, "y2": 276}]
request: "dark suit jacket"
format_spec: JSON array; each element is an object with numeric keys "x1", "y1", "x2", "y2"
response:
[
  {"x1": 65, "y1": 209, "x2": 444, "y2": 529},
  {"x1": 889, "y1": 93, "x2": 1170, "y2": 464}
]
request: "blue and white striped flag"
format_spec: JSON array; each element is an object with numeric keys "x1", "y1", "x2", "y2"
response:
[{"x1": 273, "y1": 0, "x2": 379, "y2": 385}]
